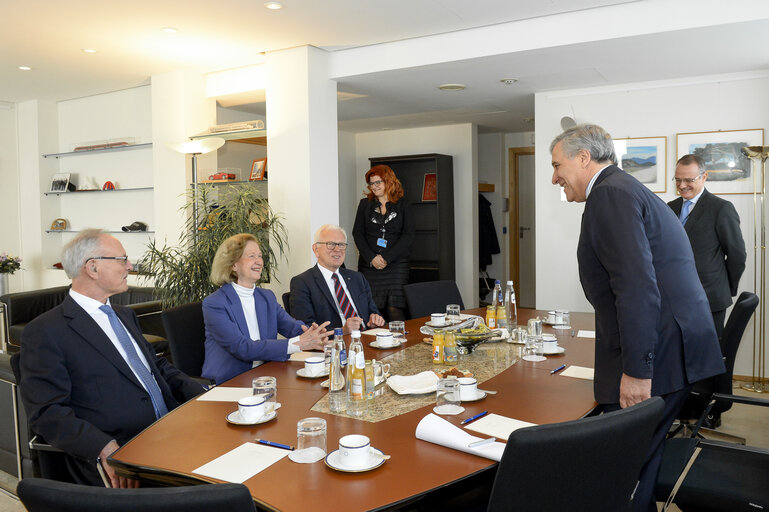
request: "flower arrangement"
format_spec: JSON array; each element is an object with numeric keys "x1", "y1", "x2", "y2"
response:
[{"x1": 0, "y1": 252, "x2": 22, "y2": 274}]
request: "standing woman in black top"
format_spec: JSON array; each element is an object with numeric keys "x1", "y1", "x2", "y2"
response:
[{"x1": 353, "y1": 165, "x2": 414, "y2": 321}]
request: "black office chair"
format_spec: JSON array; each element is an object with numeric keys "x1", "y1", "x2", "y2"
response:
[
  {"x1": 17, "y1": 478, "x2": 256, "y2": 512},
  {"x1": 281, "y1": 292, "x2": 291, "y2": 315},
  {"x1": 656, "y1": 392, "x2": 769, "y2": 512},
  {"x1": 403, "y1": 280, "x2": 464, "y2": 320},
  {"x1": 672, "y1": 291, "x2": 758, "y2": 435},
  {"x1": 161, "y1": 302, "x2": 207, "y2": 380},
  {"x1": 486, "y1": 397, "x2": 664, "y2": 512}
]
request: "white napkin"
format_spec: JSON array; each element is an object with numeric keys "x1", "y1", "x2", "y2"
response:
[
  {"x1": 289, "y1": 351, "x2": 320, "y2": 361},
  {"x1": 577, "y1": 330, "x2": 596, "y2": 338},
  {"x1": 386, "y1": 371, "x2": 439, "y2": 394},
  {"x1": 560, "y1": 365, "x2": 594, "y2": 380},
  {"x1": 362, "y1": 327, "x2": 390, "y2": 336},
  {"x1": 288, "y1": 447, "x2": 326, "y2": 464},
  {"x1": 192, "y1": 442, "x2": 289, "y2": 483},
  {"x1": 415, "y1": 413, "x2": 505, "y2": 461},
  {"x1": 196, "y1": 387, "x2": 252, "y2": 402}
]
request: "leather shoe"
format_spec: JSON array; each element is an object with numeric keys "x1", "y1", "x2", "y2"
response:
[
  {"x1": 702, "y1": 413, "x2": 721, "y2": 430},
  {"x1": 121, "y1": 221, "x2": 148, "y2": 232}
]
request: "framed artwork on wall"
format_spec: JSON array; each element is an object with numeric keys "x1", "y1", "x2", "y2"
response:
[
  {"x1": 422, "y1": 172, "x2": 437, "y2": 201},
  {"x1": 676, "y1": 129, "x2": 764, "y2": 195},
  {"x1": 613, "y1": 136, "x2": 667, "y2": 193},
  {"x1": 250, "y1": 158, "x2": 267, "y2": 181},
  {"x1": 50, "y1": 172, "x2": 72, "y2": 192}
]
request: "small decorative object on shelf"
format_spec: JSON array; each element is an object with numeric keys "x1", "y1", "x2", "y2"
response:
[
  {"x1": 74, "y1": 141, "x2": 130, "y2": 151},
  {"x1": 0, "y1": 252, "x2": 22, "y2": 295},
  {"x1": 422, "y1": 172, "x2": 437, "y2": 201},
  {"x1": 102, "y1": 181, "x2": 116, "y2": 191},
  {"x1": 121, "y1": 221, "x2": 148, "y2": 232},
  {"x1": 250, "y1": 158, "x2": 267, "y2": 181},
  {"x1": 50, "y1": 173, "x2": 75, "y2": 193},
  {"x1": 208, "y1": 171, "x2": 237, "y2": 181},
  {"x1": 50, "y1": 218, "x2": 68, "y2": 231}
]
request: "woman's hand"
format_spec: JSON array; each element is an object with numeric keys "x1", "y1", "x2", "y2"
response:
[
  {"x1": 297, "y1": 321, "x2": 333, "y2": 351},
  {"x1": 371, "y1": 255, "x2": 387, "y2": 270}
]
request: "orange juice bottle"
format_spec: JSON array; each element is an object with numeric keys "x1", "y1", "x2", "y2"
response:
[
  {"x1": 486, "y1": 305, "x2": 497, "y2": 329},
  {"x1": 432, "y1": 331, "x2": 445, "y2": 364}
]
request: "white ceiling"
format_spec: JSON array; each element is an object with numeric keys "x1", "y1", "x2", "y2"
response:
[{"x1": 3, "y1": 0, "x2": 769, "y2": 133}]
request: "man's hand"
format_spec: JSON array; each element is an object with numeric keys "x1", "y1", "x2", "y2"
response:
[
  {"x1": 367, "y1": 314, "x2": 385, "y2": 328},
  {"x1": 298, "y1": 321, "x2": 333, "y2": 350},
  {"x1": 343, "y1": 316, "x2": 365, "y2": 334},
  {"x1": 99, "y1": 440, "x2": 140, "y2": 488},
  {"x1": 619, "y1": 373, "x2": 651, "y2": 408},
  {"x1": 371, "y1": 255, "x2": 387, "y2": 270}
]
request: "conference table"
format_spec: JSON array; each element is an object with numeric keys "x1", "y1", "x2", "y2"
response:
[{"x1": 110, "y1": 308, "x2": 597, "y2": 511}]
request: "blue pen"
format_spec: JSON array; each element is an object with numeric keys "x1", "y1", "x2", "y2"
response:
[
  {"x1": 460, "y1": 410, "x2": 488, "y2": 425},
  {"x1": 255, "y1": 438, "x2": 294, "y2": 451},
  {"x1": 550, "y1": 364, "x2": 567, "y2": 375}
]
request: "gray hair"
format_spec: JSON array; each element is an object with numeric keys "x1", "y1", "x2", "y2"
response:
[
  {"x1": 676, "y1": 154, "x2": 706, "y2": 174},
  {"x1": 61, "y1": 229, "x2": 105, "y2": 278},
  {"x1": 550, "y1": 124, "x2": 617, "y2": 165},
  {"x1": 313, "y1": 224, "x2": 347, "y2": 244}
]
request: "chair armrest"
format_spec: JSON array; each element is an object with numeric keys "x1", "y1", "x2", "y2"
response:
[
  {"x1": 691, "y1": 392, "x2": 769, "y2": 437},
  {"x1": 29, "y1": 435, "x2": 64, "y2": 453}
]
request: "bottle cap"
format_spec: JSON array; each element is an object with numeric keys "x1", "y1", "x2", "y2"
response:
[
  {"x1": 351, "y1": 330, "x2": 361, "y2": 338},
  {"x1": 334, "y1": 328, "x2": 343, "y2": 336},
  {"x1": 507, "y1": 280, "x2": 513, "y2": 285},
  {"x1": 495, "y1": 279, "x2": 500, "y2": 284}
]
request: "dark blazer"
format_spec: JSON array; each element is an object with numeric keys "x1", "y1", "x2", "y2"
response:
[
  {"x1": 19, "y1": 295, "x2": 203, "y2": 485},
  {"x1": 289, "y1": 265, "x2": 380, "y2": 329},
  {"x1": 352, "y1": 198, "x2": 414, "y2": 268},
  {"x1": 577, "y1": 166, "x2": 724, "y2": 404},
  {"x1": 668, "y1": 190, "x2": 746, "y2": 312},
  {"x1": 202, "y1": 284, "x2": 304, "y2": 384}
]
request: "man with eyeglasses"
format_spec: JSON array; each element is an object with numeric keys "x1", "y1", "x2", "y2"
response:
[
  {"x1": 290, "y1": 224, "x2": 385, "y2": 333},
  {"x1": 19, "y1": 230, "x2": 203, "y2": 488}
]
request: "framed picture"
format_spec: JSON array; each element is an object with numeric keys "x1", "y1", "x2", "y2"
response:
[
  {"x1": 614, "y1": 136, "x2": 667, "y2": 193},
  {"x1": 676, "y1": 129, "x2": 764, "y2": 195},
  {"x1": 422, "y1": 173, "x2": 437, "y2": 201},
  {"x1": 50, "y1": 172, "x2": 72, "y2": 192},
  {"x1": 250, "y1": 158, "x2": 267, "y2": 181}
]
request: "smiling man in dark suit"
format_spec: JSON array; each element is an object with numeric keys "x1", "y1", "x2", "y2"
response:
[
  {"x1": 19, "y1": 230, "x2": 203, "y2": 488},
  {"x1": 290, "y1": 224, "x2": 385, "y2": 333},
  {"x1": 550, "y1": 125, "x2": 724, "y2": 512}
]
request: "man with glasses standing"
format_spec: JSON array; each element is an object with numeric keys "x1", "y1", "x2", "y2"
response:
[
  {"x1": 19, "y1": 230, "x2": 203, "y2": 488},
  {"x1": 290, "y1": 224, "x2": 385, "y2": 333}
]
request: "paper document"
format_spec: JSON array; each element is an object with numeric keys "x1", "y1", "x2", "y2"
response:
[
  {"x1": 289, "y1": 351, "x2": 319, "y2": 362},
  {"x1": 415, "y1": 413, "x2": 506, "y2": 461},
  {"x1": 193, "y1": 442, "x2": 289, "y2": 483},
  {"x1": 196, "y1": 387, "x2": 252, "y2": 402},
  {"x1": 362, "y1": 327, "x2": 390, "y2": 336},
  {"x1": 560, "y1": 365, "x2": 595, "y2": 380},
  {"x1": 464, "y1": 413, "x2": 537, "y2": 440},
  {"x1": 577, "y1": 330, "x2": 596, "y2": 338}
]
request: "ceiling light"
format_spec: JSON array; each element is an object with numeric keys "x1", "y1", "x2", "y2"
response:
[
  {"x1": 18, "y1": 65, "x2": 32, "y2": 71},
  {"x1": 162, "y1": 27, "x2": 178, "y2": 33},
  {"x1": 264, "y1": 1, "x2": 283, "y2": 9},
  {"x1": 500, "y1": 78, "x2": 518, "y2": 85},
  {"x1": 438, "y1": 84, "x2": 465, "y2": 91},
  {"x1": 82, "y1": 48, "x2": 97, "y2": 54}
]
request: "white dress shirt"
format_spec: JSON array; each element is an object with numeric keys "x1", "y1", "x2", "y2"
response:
[{"x1": 316, "y1": 264, "x2": 360, "y2": 323}]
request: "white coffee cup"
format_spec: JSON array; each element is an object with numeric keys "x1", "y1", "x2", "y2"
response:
[
  {"x1": 542, "y1": 338, "x2": 559, "y2": 353},
  {"x1": 458, "y1": 377, "x2": 479, "y2": 401},
  {"x1": 431, "y1": 313, "x2": 447, "y2": 326},
  {"x1": 547, "y1": 311, "x2": 557, "y2": 324},
  {"x1": 238, "y1": 395, "x2": 266, "y2": 423},
  {"x1": 338, "y1": 434, "x2": 371, "y2": 468},
  {"x1": 304, "y1": 356, "x2": 325, "y2": 376},
  {"x1": 376, "y1": 332, "x2": 397, "y2": 347}
]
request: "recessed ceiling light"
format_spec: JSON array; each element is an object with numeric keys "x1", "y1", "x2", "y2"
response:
[
  {"x1": 18, "y1": 65, "x2": 32, "y2": 71},
  {"x1": 264, "y1": 1, "x2": 283, "y2": 9},
  {"x1": 500, "y1": 78, "x2": 518, "y2": 85},
  {"x1": 82, "y1": 48, "x2": 97, "y2": 54},
  {"x1": 438, "y1": 83, "x2": 465, "y2": 91},
  {"x1": 162, "y1": 27, "x2": 178, "y2": 33}
]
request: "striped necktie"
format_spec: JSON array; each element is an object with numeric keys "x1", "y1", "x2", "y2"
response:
[
  {"x1": 331, "y1": 273, "x2": 357, "y2": 319},
  {"x1": 99, "y1": 305, "x2": 168, "y2": 419},
  {"x1": 680, "y1": 200, "x2": 692, "y2": 226}
]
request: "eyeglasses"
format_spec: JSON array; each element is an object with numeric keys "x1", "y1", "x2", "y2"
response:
[
  {"x1": 368, "y1": 180, "x2": 384, "y2": 188},
  {"x1": 86, "y1": 256, "x2": 129, "y2": 263},
  {"x1": 316, "y1": 242, "x2": 348, "y2": 250},
  {"x1": 672, "y1": 174, "x2": 704, "y2": 184}
]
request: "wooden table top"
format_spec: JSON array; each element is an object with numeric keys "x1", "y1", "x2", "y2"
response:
[{"x1": 110, "y1": 308, "x2": 597, "y2": 511}]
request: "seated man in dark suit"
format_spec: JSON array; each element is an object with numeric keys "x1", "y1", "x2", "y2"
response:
[
  {"x1": 19, "y1": 229, "x2": 204, "y2": 488},
  {"x1": 290, "y1": 224, "x2": 385, "y2": 333}
]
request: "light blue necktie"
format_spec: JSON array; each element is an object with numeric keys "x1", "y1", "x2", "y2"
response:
[
  {"x1": 99, "y1": 305, "x2": 168, "y2": 419},
  {"x1": 680, "y1": 200, "x2": 692, "y2": 226}
]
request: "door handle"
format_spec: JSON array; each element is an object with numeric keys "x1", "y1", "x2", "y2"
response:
[{"x1": 519, "y1": 226, "x2": 531, "y2": 239}]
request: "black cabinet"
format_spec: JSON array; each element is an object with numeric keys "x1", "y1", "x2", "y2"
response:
[{"x1": 369, "y1": 154, "x2": 454, "y2": 283}]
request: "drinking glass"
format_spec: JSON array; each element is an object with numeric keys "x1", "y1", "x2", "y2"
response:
[
  {"x1": 556, "y1": 310, "x2": 571, "y2": 327},
  {"x1": 446, "y1": 304, "x2": 461, "y2": 323},
  {"x1": 297, "y1": 417, "x2": 327, "y2": 454},
  {"x1": 434, "y1": 378, "x2": 464, "y2": 415},
  {"x1": 389, "y1": 320, "x2": 405, "y2": 343},
  {"x1": 522, "y1": 335, "x2": 545, "y2": 362},
  {"x1": 527, "y1": 317, "x2": 542, "y2": 337},
  {"x1": 252, "y1": 376, "x2": 277, "y2": 414}
]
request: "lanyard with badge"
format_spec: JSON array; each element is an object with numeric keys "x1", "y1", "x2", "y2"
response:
[{"x1": 370, "y1": 207, "x2": 398, "y2": 249}]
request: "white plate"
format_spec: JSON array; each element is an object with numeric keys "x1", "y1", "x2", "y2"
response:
[
  {"x1": 552, "y1": 325, "x2": 571, "y2": 330},
  {"x1": 461, "y1": 390, "x2": 487, "y2": 402},
  {"x1": 325, "y1": 448, "x2": 387, "y2": 473},
  {"x1": 297, "y1": 367, "x2": 329, "y2": 378},
  {"x1": 226, "y1": 410, "x2": 277, "y2": 425},
  {"x1": 369, "y1": 339, "x2": 404, "y2": 349},
  {"x1": 544, "y1": 346, "x2": 566, "y2": 355}
]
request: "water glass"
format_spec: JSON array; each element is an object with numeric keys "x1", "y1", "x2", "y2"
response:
[
  {"x1": 522, "y1": 335, "x2": 545, "y2": 362},
  {"x1": 297, "y1": 417, "x2": 327, "y2": 454},
  {"x1": 252, "y1": 376, "x2": 277, "y2": 414},
  {"x1": 527, "y1": 317, "x2": 543, "y2": 337},
  {"x1": 556, "y1": 310, "x2": 571, "y2": 327},
  {"x1": 388, "y1": 320, "x2": 405, "y2": 343},
  {"x1": 434, "y1": 378, "x2": 463, "y2": 415},
  {"x1": 446, "y1": 304, "x2": 461, "y2": 323}
]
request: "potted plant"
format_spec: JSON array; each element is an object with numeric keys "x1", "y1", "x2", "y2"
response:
[
  {"x1": 0, "y1": 252, "x2": 22, "y2": 296},
  {"x1": 139, "y1": 184, "x2": 288, "y2": 308}
]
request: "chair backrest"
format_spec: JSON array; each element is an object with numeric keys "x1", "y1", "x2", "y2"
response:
[
  {"x1": 161, "y1": 302, "x2": 205, "y2": 378},
  {"x1": 17, "y1": 478, "x2": 256, "y2": 512},
  {"x1": 486, "y1": 397, "x2": 664, "y2": 512},
  {"x1": 281, "y1": 292, "x2": 291, "y2": 315},
  {"x1": 403, "y1": 280, "x2": 464, "y2": 320},
  {"x1": 721, "y1": 291, "x2": 758, "y2": 380}
]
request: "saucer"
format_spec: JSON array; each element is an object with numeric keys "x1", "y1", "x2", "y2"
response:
[
  {"x1": 461, "y1": 390, "x2": 487, "y2": 402},
  {"x1": 297, "y1": 367, "x2": 329, "y2": 378},
  {"x1": 544, "y1": 346, "x2": 566, "y2": 355},
  {"x1": 226, "y1": 410, "x2": 277, "y2": 425},
  {"x1": 370, "y1": 339, "x2": 404, "y2": 349},
  {"x1": 522, "y1": 355, "x2": 547, "y2": 362},
  {"x1": 552, "y1": 325, "x2": 571, "y2": 330},
  {"x1": 325, "y1": 448, "x2": 386, "y2": 473},
  {"x1": 433, "y1": 404, "x2": 465, "y2": 416}
]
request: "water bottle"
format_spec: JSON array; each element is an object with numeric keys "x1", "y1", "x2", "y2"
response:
[
  {"x1": 337, "y1": 328, "x2": 348, "y2": 371},
  {"x1": 491, "y1": 280, "x2": 502, "y2": 310},
  {"x1": 505, "y1": 280, "x2": 517, "y2": 330},
  {"x1": 346, "y1": 330, "x2": 367, "y2": 417},
  {"x1": 328, "y1": 328, "x2": 346, "y2": 413}
]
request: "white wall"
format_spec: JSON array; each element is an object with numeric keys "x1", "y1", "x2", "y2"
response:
[
  {"x1": 0, "y1": 104, "x2": 21, "y2": 293},
  {"x1": 535, "y1": 70, "x2": 769, "y2": 378},
  {"x1": 353, "y1": 124, "x2": 479, "y2": 307},
  {"x1": 478, "y1": 133, "x2": 505, "y2": 288}
]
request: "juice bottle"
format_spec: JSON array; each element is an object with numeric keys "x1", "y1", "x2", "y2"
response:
[
  {"x1": 432, "y1": 331, "x2": 445, "y2": 364},
  {"x1": 486, "y1": 305, "x2": 497, "y2": 329},
  {"x1": 443, "y1": 331, "x2": 458, "y2": 363},
  {"x1": 347, "y1": 330, "x2": 366, "y2": 417}
]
